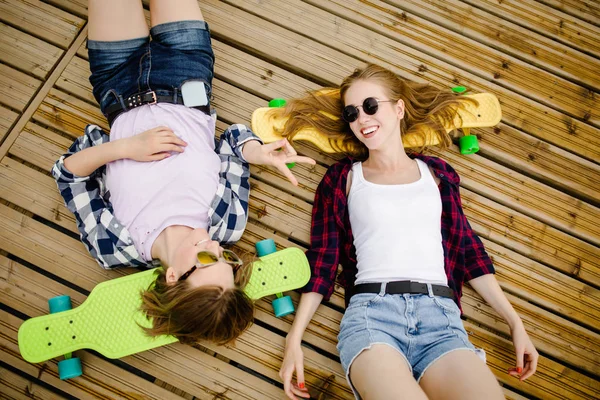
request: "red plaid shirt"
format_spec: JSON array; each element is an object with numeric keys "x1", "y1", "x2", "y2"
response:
[{"x1": 300, "y1": 155, "x2": 495, "y2": 311}]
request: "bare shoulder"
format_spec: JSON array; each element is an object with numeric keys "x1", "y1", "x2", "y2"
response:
[{"x1": 346, "y1": 169, "x2": 353, "y2": 196}]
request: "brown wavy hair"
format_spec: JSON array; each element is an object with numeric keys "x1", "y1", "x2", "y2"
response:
[
  {"x1": 272, "y1": 63, "x2": 476, "y2": 159},
  {"x1": 140, "y1": 258, "x2": 254, "y2": 345}
]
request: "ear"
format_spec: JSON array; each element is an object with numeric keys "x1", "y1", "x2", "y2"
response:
[
  {"x1": 396, "y1": 99, "x2": 405, "y2": 119},
  {"x1": 165, "y1": 267, "x2": 178, "y2": 283}
]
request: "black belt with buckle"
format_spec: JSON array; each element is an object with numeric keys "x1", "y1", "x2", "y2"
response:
[
  {"x1": 351, "y1": 281, "x2": 454, "y2": 299},
  {"x1": 105, "y1": 91, "x2": 210, "y2": 126}
]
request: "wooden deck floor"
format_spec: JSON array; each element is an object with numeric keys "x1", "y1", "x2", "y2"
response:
[{"x1": 1, "y1": 1, "x2": 599, "y2": 399}]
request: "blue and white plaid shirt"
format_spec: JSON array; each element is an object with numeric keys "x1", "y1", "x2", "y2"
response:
[{"x1": 52, "y1": 123, "x2": 262, "y2": 269}]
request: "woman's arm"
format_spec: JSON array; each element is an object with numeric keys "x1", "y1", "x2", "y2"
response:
[
  {"x1": 469, "y1": 274, "x2": 539, "y2": 381},
  {"x1": 279, "y1": 163, "x2": 346, "y2": 400},
  {"x1": 64, "y1": 126, "x2": 186, "y2": 176},
  {"x1": 241, "y1": 138, "x2": 315, "y2": 186},
  {"x1": 280, "y1": 292, "x2": 323, "y2": 399},
  {"x1": 63, "y1": 139, "x2": 127, "y2": 176}
]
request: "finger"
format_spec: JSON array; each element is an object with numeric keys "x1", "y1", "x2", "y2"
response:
[
  {"x1": 290, "y1": 385, "x2": 310, "y2": 398},
  {"x1": 153, "y1": 126, "x2": 173, "y2": 135},
  {"x1": 263, "y1": 139, "x2": 288, "y2": 152},
  {"x1": 276, "y1": 163, "x2": 299, "y2": 186},
  {"x1": 161, "y1": 145, "x2": 185, "y2": 153},
  {"x1": 515, "y1": 347, "x2": 524, "y2": 374},
  {"x1": 280, "y1": 139, "x2": 297, "y2": 156},
  {"x1": 162, "y1": 136, "x2": 188, "y2": 147},
  {"x1": 149, "y1": 152, "x2": 171, "y2": 161},
  {"x1": 285, "y1": 155, "x2": 316, "y2": 165},
  {"x1": 281, "y1": 369, "x2": 297, "y2": 400},
  {"x1": 521, "y1": 354, "x2": 538, "y2": 381},
  {"x1": 295, "y1": 359, "x2": 305, "y2": 392}
]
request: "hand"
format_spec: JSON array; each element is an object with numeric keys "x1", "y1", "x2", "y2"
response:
[
  {"x1": 279, "y1": 340, "x2": 310, "y2": 399},
  {"x1": 122, "y1": 126, "x2": 187, "y2": 162},
  {"x1": 508, "y1": 325, "x2": 538, "y2": 381},
  {"x1": 242, "y1": 139, "x2": 316, "y2": 186}
]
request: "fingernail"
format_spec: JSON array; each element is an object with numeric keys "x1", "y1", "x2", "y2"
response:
[
  {"x1": 298, "y1": 382, "x2": 305, "y2": 389},
  {"x1": 517, "y1": 367, "x2": 522, "y2": 373}
]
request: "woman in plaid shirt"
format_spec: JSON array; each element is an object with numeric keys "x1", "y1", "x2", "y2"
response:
[
  {"x1": 53, "y1": 0, "x2": 314, "y2": 346},
  {"x1": 278, "y1": 65, "x2": 538, "y2": 400}
]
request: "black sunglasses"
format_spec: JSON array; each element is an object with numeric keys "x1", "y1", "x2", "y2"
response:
[
  {"x1": 342, "y1": 97, "x2": 394, "y2": 123},
  {"x1": 178, "y1": 249, "x2": 243, "y2": 281}
]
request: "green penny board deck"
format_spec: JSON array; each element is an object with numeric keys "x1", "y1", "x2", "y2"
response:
[{"x1": 19, "y1": 247, "x2": 310, "y2": 363}]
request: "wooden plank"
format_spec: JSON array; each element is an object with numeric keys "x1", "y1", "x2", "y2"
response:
[
  {"x1": 0, "y1": 63, "x2": 41, "y2": 112},
  {"x1": 0, "y1": 0, "x2": 84, "y2": 49},
  {"x1": 307, "y1": 0, "x2": 600, "y2": 121},
  {"x1": 431, "y1": 146, "x2": 600, "y2": 247},
  {"x1": 43, "y1": 0, "x2": 87, "y2": 18},
  {"x1": 214, "y1": 0, "x2": 600, "y2": 163},
  {"x1": 384, "y1": 0, "x2": 600, "y2": 88},
  {"x1": 475, "y1": 123, "x2": 600, "y2": 206},
  {"x1": 55, "y1": 56, "x2": 95, "y2": 104},
  {"x1": 0, "y1": 366, "x2": 69, "y2": 400},
  {"x1": 461, "y1": 188, "x2": 600, "y2": 288},
  {"x1": 0, "y1": 22, "x2": 63, "y2": 79},
  {"x1": 0, "y1": 106, "x2": 19, "y2": 143},
  {"x1": 485, "y1": 236, "x2": 600, "y2": 330},
  {"x1": 462, "y1": 286, "x2": 600, "y2": 376},
  {"x1": 465, "y1": 321, "x2": 599, "y2": 400},
  {"x1": 461, "y1": 0, "x2": 600, "y2": 58},
  {"x1": 525, "y1": 0, "x2": 600, "y2": 27}
]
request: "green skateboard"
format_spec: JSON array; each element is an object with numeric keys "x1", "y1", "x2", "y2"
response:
[{"x1": 18, "y1": 240, "x2": 310, "y2": 379}]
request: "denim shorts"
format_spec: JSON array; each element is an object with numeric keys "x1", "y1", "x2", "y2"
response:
[
  {"x1": 337, "y1": 285, "x2": 484, "y2": 399},
  {"x1": 87, "y1": 20, "x2": 214, "y2": 122}
]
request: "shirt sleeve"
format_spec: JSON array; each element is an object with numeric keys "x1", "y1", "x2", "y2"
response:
[
  {"x1": 208, "y1": 124, "x2": 262, "y2": 244},
  {"x1": 300, "y1": 165, "x2": 342, "y2": 300},
  {"x1": 460, "y1": 200, "x2": 495, "y2": 281},
  {"x1": 51, "y1": 125, "x2": 144, "y2": 269}
]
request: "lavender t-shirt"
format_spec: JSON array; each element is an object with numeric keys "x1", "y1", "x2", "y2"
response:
[{"x1": 105, "y1": 103, "x2": 220, "y2": 261}]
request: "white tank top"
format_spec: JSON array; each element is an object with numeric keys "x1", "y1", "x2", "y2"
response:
[{"x1": 348, "y1": 159, "x2": 448, "y2": 286}]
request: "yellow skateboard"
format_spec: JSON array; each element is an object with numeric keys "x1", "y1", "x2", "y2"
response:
[{"x1": 251, "y1": 87, "x2": 501, "y2": 154}]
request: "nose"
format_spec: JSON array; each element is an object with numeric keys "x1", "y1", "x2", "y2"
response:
[
  {"x1": 207, "y1": 240, "x2": 221, "y2": 255},
  {"x1": 357, "y1": 108, "x2": 371, "y2": 124}
]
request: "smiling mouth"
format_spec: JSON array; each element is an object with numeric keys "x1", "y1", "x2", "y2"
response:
[{"x1": 361, "y1": 126, "x2": 378, "y2": 138}]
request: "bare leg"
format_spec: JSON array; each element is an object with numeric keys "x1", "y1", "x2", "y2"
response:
[
  {"x1": 420, "y1": 350, "x2": 504, "y2": 400},
  {"x1": 350, "y1": 344, "x2": 428, "y2": 400},
  {"x1": 149, "y1": 0, "x2": 204, "y2": 27},
  {"x1": 88, "y1": 0, "x2": 149, "y2": 41}
]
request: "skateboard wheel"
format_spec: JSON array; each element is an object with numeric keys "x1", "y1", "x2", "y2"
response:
[
  {"x1": 48, "y1": 295, "x2": 72, "y2": 314},
  {"x1": 58, "y1": 357, "x2": 82, "y2": 380},
  {"x1": 459, "y1": 135, "x2": 479, "y2": 154},
  {"x1": 451, "y1": 86, "x2": 467, "y2": 94},
  {"x1": 255, "y1": 239, "x2": 277, "y2": 257},
  {"x1": 268, "y1": 98, "x2": 287, "y2": 108},
  {"x1": 273, "y1": 296, "x2": 295, "y2": 317}
]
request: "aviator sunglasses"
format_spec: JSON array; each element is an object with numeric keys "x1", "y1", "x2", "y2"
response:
[
  {"x1": 342, "y1": 97, "x2": 394, "y2": 123},
  {"x1": 178, "y1": 249, "x2": 243, "y2": 281}
]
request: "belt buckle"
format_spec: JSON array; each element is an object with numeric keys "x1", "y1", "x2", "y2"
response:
[{"x1": 148, "y1": 90, "x2": 157, "y2": 105}]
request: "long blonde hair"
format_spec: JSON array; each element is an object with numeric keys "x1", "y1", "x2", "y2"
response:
[
  {"x1": 275, "y1": 64, "x2": 476, "y2": 159},
  {"x1": 140, "y1": 258, "x2": 254, "y2": 345}
]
